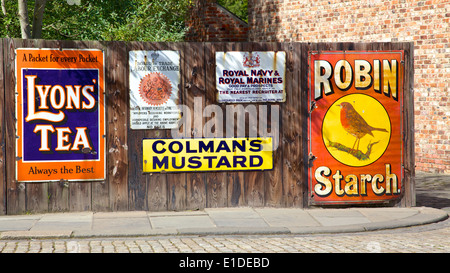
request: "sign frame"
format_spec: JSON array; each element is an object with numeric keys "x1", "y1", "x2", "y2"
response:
[
  {"x1": 143, "y1": 137, "x2": 274, "y2": 173},
  {"x1": 15, "y1": 48, "x2": 106, "y2": 182},
  {"x1": 216, "y1": 51, "x2": 286, "y2": 103},
  {"x1": 307, "y1": 50, "x2": 405, "y2": 205},
  {"x1": 129, "y1": 50, "x2": 181, "y2": 130}
]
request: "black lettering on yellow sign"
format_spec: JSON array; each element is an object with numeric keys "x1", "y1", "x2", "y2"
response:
[{"x1": 142, "y1": 137, "x2": 273, "y2": 173}]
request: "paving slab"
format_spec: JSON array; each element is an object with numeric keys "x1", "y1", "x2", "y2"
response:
[
  {"x1": 308, "y1": 209, "x2": 371, "y2": 226},
  {"x1": 0, "y1": 220, "x2": 38, "y2": 231},
  {"x1": 213, "y1": 218, "x2": 269, "y2": 227},
  {"x1": 356, "y1": 207, "x2": 419, "y2": 222},
  {"x1": 205, "y1": 207, "x2": 261, "y2": 219},
  {"x1": 255, "y1": 208, "x2": 320, "y2": 227},
  {"x1": 92, "y1": 217, "x2": 151, "y2": 232},
  {"x1": 30, "y1": 212, "x2": 93, "y2": 231},
  {"x1": 150, "y1": 215, "x2": 216, "y2": 229},
  {"x1": 39, "y1": 212, "x2": 92, "y2": 220},
  {"x1": 148, "y1": 210, "x2": 208, "y2": 217},
  {"x1": 0, "y1": 215, "x2": 42, "y2": 221},
  {"x1": 0, "y1": 230, "x2": 72, "y2": 239},
  {"x1": 205, "y1": 208, "x2": 268, "y2": 227},
  {"x1": 94, "y1": 211, "x2": 148, "y2": 218},
  {"x1": 206, "y1": 207, "x2": 269, "y2": 227},
  {"x1": 31, "y1": 221, "x2": 91, "y2": 231}
]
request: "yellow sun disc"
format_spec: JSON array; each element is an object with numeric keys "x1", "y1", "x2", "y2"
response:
[{"x1": 322, "y1": 94, "x2": 391, "y2": 167}]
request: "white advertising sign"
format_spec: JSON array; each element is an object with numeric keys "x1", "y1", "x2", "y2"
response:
[
  {"x1": 216, "y1": 51, "x2": 286, "y2": 103},
  {"x1": 129, "y1": 50, "x2": 180, "y2": 129}
]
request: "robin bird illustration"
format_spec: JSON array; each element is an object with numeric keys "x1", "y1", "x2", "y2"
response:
[{"x1": 337, "y1": 102, "x2": 388, "y2": 151}]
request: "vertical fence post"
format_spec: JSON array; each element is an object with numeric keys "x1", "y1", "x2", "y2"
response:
[{"x1": 0, "y1": 38, "x2": 6, "y2": 215}]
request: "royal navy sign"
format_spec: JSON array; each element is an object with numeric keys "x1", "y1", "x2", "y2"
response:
[
  {"x1": 216, "y1": 51, "x2": 286, "y2": 103},
  {"x1": 308, "y1": 51, "x2": 404, "y2": 205},
  {"x1": 15, "y1": 48, "x2": 105, "y2": 182}
]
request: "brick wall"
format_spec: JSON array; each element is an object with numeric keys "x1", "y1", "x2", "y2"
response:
[
  {"x1": 186, "y1": 0, "x2": 450, "y2": 174},
  {"x1": 185, "y1": 0, "x2": 249, "y2": 42},
  {"x1": 247, "y1": 0, "x2": 449, "y2": 174}
]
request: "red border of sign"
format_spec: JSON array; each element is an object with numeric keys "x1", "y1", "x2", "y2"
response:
[
  {"x1": 308, "y1": 51, "x2": 404, "y2": 205},
  {"x1": 15, "y1": 48, "x2": 105, "y2": 182}
]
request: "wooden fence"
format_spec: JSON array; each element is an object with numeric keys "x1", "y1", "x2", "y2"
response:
[{"x1": 0, "y1": 39, "x2": 415, "y2": 214}]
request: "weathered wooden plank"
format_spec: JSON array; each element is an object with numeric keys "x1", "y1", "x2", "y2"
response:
[
  {"x1": 263, "y1": 104, "x2": 283, "y2": 207},
  {"x1": 261, "y1": 42, "x2": 284, "y2": 207},
  {"x1": 127, "y1": 124, "x2": 147, "y2": 210},
  {"x1": 243, "y1": 42, "x2": 269, "y2": 207},
  {"x1": 4, "y1": 38, "x2": 25, "y2": 214},
  {"x1": 26, "y1": 182, "x2": 49, "y2": 213},
  {"x1": 0, "y1": 38, "x2": 6, "y2": 214},
  {"x1": 185, "y1": 42, "x2": 207, "y2": 210},
  {"x1": 69, "y1": 181, "x2": 91, "y2": 211},
  {"x1": 282, "y1": 42, "x2": 303, "y2": 207},
  {"x1": 397, "y1": 42, "x2": 415, "y2": 207},
  {"x1": 142, "y1": 43, "x2": 169, "y2": 212},
  {"x1": 406, "y1": 42, "x2": 415, "y2": 207},
  {"x1": 225, "y1": 42, "x2": 247, "y2": 207},
  {"x1": 204, "y1": 42, "x2": 228, "y2": 208},
  {"x1": 146, "y1": 131, "x2": 169, "y2": 212},
  {"x1": 146, "y1": 129, "x2": 168, "y2": 211},
  {"x1": 165, "y1": 42, "x2": 187, "y2": 211},
  {"x1": 48, "y1": 181, "x2": 69, "y2": 212},
  {"x1": 104, "y1": 40, "x2": 128, "y2": 211},
  {"x1": 127, "y1": 41, "x2": 148, "y2": 211}
]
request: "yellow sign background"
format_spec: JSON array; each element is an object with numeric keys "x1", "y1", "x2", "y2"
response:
[
  {"x1": 143, "y1": 137, "x2": 273, "y2": 173},
  {"x1": 322, "y1": 94, "x2": 392, "y2": 167}
]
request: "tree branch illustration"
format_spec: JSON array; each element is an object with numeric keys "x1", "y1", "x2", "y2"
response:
[{"x1": 325, "y1": 138, "x2": 380, "y2": 161}]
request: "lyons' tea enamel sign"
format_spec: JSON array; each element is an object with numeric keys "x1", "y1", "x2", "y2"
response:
[
  {"x1": 15, "y1": 48, "x2": 105, "y2": 182},
  {"x1": 308, "y1": 51, "x2": 404, "y2": 205}
]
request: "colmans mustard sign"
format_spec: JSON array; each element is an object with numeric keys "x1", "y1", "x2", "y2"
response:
[
  {"x1": 308, "y1": 51, "x2": 404, "y2": 205},
  {"x1": 143, "y1": 137, "x2": 273, "y2": 173}
]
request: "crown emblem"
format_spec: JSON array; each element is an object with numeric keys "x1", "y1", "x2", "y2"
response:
[
  {"x1": 243, "y1": 52, "x2": 260, "y2": 68},
  {"x1": 151, "y1": 52, "x2": 160, "y2": 64}
]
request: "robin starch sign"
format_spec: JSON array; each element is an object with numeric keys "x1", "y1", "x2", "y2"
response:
[
  {"x1": 15, "y1": 48, "x2": 105, "y2": 182},
  {"x1": 308, "y1": 51, "x2": 404, "y2": 205}
]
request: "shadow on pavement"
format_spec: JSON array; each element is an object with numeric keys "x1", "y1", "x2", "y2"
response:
[
  {"x1": 416, "y1": 194, "x2": 450, "y2": 209},
  {"x1": 415, "y1": 173, "x2": 450, "y2": 210}
]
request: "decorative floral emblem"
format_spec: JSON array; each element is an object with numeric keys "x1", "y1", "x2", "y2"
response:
[{"x1": 139, "y1": 72, "x2": 172, "y2": 106}]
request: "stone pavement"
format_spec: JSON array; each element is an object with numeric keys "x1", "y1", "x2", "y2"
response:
[
  {"x1": 0, "y1": 224, "x2": 448, "y2": 253},
  {"x1": 0, "y1": 206, "x2": 447, "y2": 240},
  {"x1": 0, "y1": 173, "x2": 448, "y2": 254},
  {"x1": 415, "y1": 172, "x2": 450, "y2": 209},
  {"x1": 0, "y1": 172, "x2": 448, "y2": 241}
]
